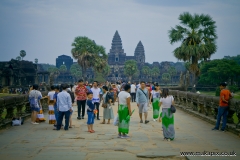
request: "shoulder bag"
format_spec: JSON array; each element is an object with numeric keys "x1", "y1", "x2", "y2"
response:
[{"x1": 170, "y1": 95, "x2": 176, "y2": 113}]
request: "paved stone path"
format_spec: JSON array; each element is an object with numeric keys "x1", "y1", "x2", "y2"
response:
[{"x1": 0, "y1": 103, "x2": 239, "y2": 160}]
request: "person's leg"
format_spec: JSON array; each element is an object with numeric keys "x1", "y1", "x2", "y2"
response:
[
  {"x1": 69, "y1": 114, "x2": 72, "y2": 127},
  {"x1": 107, "y1": 119, "x2": 110, "y2": 124},
  {"x1": 57, "y1": 111, "x2": 64, "y2": 130},
  {"x1": 31, "y1": 111, "x2": 34, "y2": 122},
  {"x1": 144, "y1": 103, "x2": 149, "y2": 123},
  {"x1": 133, "y1": 93, "x2": 136, "y2": 102},
  {"x1": 96, "y1": 102, "x2": 100, "y2": 120},
  {"x1": 33, "y1": 111, "x2": 38, "y2": 123},
  {"x1": 214, "y1": 107, "x2": 223, "y2": 130},
  {"x1": 130, "y1": 93, "x2": 133, "y2": 102},
  {"x1": 88, "y1": 125, "x2": 91, "y2": 131},
  {"x1": 54, "y1": 106, "x2": 58, "y2": 125},
  {"x1": 64, "y1": 111, "x2": 70, "y2": 130},
  {"x1": 77, "y1": 100, "x2": 81, "y2": 119},
  {"x1": 221, "y1": 107, "x2": 229, "y2": 131},
  {"x1": 139, "y1": 103, "x2": 143, "y2": 122},
  {"x1": 81, "y1": 100, "x2": 86, "y2": 119}
]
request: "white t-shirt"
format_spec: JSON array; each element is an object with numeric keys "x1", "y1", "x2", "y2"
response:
[
  {"x1": 118, "y1": 91, "x2": 131, "y2": 105},
  {"x1": 160, "y1": 96, "x2": 174, "y2": 108},
  {"x1": 151, "y1": 90, "x2": 161, "y2": 99},
  {"x1": 130, "y1": 84, "x2": 136, "y2": 93},
  {"x1": 91, "y1": 87, "x2": 100, "y2": 103},
  {"x1": 48, "y1": 91, "x2": 55, "y2": 100}
]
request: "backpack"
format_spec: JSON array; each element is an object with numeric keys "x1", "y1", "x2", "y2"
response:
[{"x1": 106, "y1": 92, "x2": 114, "y2": 103}]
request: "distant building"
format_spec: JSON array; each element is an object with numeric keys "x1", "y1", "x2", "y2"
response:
[{"x1": 56, "y1": 55, "x2": 73, "y2": 71}]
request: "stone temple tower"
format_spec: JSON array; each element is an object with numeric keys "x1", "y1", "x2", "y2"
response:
[{"x1": 134, "y1": 41, "x2": 145, "y2": 65}]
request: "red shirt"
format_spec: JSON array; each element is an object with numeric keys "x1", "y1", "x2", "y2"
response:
[
  {"x1": 219, "y1": 89, "x2": 231, "y2": 107},
  {"x1": 75, "y1": 85, "x2": 88, "y2": 101}
]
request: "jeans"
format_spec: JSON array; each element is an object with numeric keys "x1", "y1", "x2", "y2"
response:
[
  {"x1": 214, "y1": 106, "x2": 229, "y2": 130},
  {"x1": 54, "y1": 106, "x2": 59, "y2": 124},
  {"x1": 87, "y1": 112, "x2": 95, "y2": 125},
  {"x1": 94, "y1": 102, "x2": 100, "y2": 119},
  {"x1": 57, "y1": 110, "x2": 71, "y2": 130},
  {"x1": 77, "y1": 100, "x2": 86, "y2": 118},
  {"x1": 130, "y1": 93, "x2": 136, "y2": 102}
]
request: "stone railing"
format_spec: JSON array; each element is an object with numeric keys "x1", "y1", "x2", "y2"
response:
[
  {"x1": 169, "y1": 90, "x2": 240, "y2": 134},
  {"x1": 0, "y1": 91, "x2": 49, "y2": 128}
]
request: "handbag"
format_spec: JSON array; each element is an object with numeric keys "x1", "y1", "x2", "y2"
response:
[
  {"x1": 113, "y1": 114, "x2": 119, "y2": 126},
  {"x1": 170, "y1": 96, "x2": 176, "y2": 113}
]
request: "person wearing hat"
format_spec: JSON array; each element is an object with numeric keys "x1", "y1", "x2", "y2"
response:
[{"x1": 212, "y1": 82, "x2": 232, "y2": 132}]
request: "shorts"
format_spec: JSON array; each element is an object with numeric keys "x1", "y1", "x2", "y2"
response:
[
  {"x1": 30, "y1": 104, "x2": 40, "y2": 112},
  {"x1": 87, "y1": 112, "x2": 94, "y2": 125},
  {"x1": 138, "y1": 103, "x2": 148, "y2": 113}
]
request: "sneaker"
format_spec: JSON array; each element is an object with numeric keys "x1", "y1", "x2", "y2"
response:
[
  {"x1": 77, "y1": 117, "x2": 81, "y2": 120},
  {"x1": 121, "y1": 135, "x2": 130, "y2": 139},
  {"x1": 97, "y1": 118, "x2": 100, "y2": 120},
  {"x1": 212, "y1": 128, "x2": 219, "y2": 131},
  {"x1": 220, "y1": 129, "x2": 225, "y2": 132},
  {"x1": 117, "y1": 134, "x2": 122, "y2": 138},
  {"x1": 31, "y1": 122, "x2": 39, "y2": 125},
  {"x1": 145, "y1": 120, "x2": 149, "y2": 124},
  {"x1": 140, "y1": 120, "x2": 143, "y2": 123},
  {"x1": 153, "y1": 119, "x2": 156, "y2": 122}
]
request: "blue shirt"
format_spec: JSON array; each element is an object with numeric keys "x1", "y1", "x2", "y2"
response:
[
  {"x1": 86, "y1": 99, "x2": 95, "y2": 112},
  {"x1": 53, "y1": 92, "x2": 58, "y2": 108},
  {"x1": 136, "y1": 88, "x2": 149, "y2": 104},
  {"x1": 57, "y1": 90, "x2": 72, "y2": 112}
]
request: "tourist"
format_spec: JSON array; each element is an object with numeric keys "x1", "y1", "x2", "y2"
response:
[
  {"x1": 117, "y1": 82, "x2": 121, "y2": 95},
  {"x1": 136, "y1": 81, "x2": 150, "y2": 124},
  {"x1": 112, "y1": 84, "x2": 118, "y2": 104},
  {"x1": 86, "y1": 92, "x2": 95, "y2": 133},
  {"x1": 118, "y1": 84, "x2": 132, "y2": 138},
  {"x1": 48, "y1": 85, "x2": 56, "y2": 124},
  {"x1": 160, "y1": 88, "x2": 175, "y2": 141},
  {"x1": 91, "y1": 81, "x2": 101, "y2": 120},
  {"x1": 130, "y1": 82, "x2": 136, "y2": 102},
  {"x1": 67, "y1": 88, "x2": 75, "y2": 128},
  {"x1": 53, "y1": 86, "x2": 60, "y2": 129},
  {"x1": 101, "y1": 86, "x2": 114, "y2": 124},
  {"x1": 56, "y1": 83, "x2": 73, "y2": 131},
  {"x1": 150, "y1": 84, "x2": 162, "y2": 121},
  {"x1": 75, "y1": 79, "x2": 88, "y2": 120},
  {"x1": 29, "y1": 84, "x2": 42, "y2": 125},
  {"x1": 99, "y1": 84, "x2": 103, "y2": 102},
  {"x1": 212, "y1": 82, "x2": 232, "y2": 132}
]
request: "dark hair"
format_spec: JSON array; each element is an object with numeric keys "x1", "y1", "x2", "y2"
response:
[
  {"x1": 219, "y1": 82, "x2": 227, "y2": 87},
  {"x1": 55, "y1": 86, "x2": 60, "y2": 90},
  {"x1": 102, "y1": 86, "x2": 108, "y2": 91},
  {"x1": 140, "y1": 81, "x2": 145, "y2": 84},
  {"x1": 87, "y1": 92, "x2": 93, "y2": 96},
  {"x1": 124, "y1": 84, "x2": 131, "y2": 91},
  {"x1": 78, "y1": 79, "x2": 83, "y2": 82},
  {"x1": 161, "y1": 88, "x2": 169, "y2": 98},
  {"x1": 93, "y1": 81, "x2": 98, "y2": 84},
  {"x1": 109, "y1": 88, "x2": 113, "y2": 91},
  {"x1": 61, "y1": 83, "x2": 69, "y2": 90},
  {"x1": 50, "y1": 85, "x2": 55, "y2": 90},
  {"x1": 33, "y1": 84, "x2": 39, "y2": 90}
]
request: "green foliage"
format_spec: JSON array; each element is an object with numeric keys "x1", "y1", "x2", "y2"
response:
[
  {"x1": 20, "y1": 50, "x2": 26, "y2": 60},
  {"x1": 40, "y1": 64, "x2": 56, "y2": 71},
  {"x1": 102, "y1": 65, "x2": 111, "y2": 77},
  {"x1": 124, "y1": 60, "x2": 138, "y2": 80},
  {"x1": 35, "y1": 58, "x2": 38, "y2": 64},
  {"x1": 151, "y1": 67, "x2": 160, "y2": 78},
  {"x1": 215, "y1": 87, "x2": 220, "y2": 96},
  {"x1": 224, "y1": 55, "x2": 240, "y2": 65},
  {"x1": 48, "y1": 66, "x2": 59, "y2": 73},
  {"x1": 228, "y1": 85, "x2": 239, "y2": 93},
  {"x1": 142, "y1": 66, "x2": 150, "y2": 75},
  {"x1": 169, "y1": 12, "x2": 217, "y2": 78},
  {"x1": 94, "y1": 72, "x2": 106, "y2": 83},
  {"x1": 199, "y1": 59, "x2": 240, "y2": 85},
  {"x1": 59, "y1": 65, "x2": 67, "y2": 73},
  {"x1": 162, "y1": 73, "x2": 171, "y2": 84},
  {"x1": 232, "y1": 112, "x2": 239, "y2": 125},
  {"x1": 70, "y1": 63, "x2": 82, "y2": 79},
  {"x1": 16, "y1": 56, "x2": 21, "y2": 61}
]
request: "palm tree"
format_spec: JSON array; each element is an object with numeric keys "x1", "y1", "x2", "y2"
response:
[
  {"x1": 16, "y1": 56, "x2": 21, "y2": 61},
  {"x1": 168, "y1": 12, "x2": 217, "y2": 86},
  {"x1": 35, "y1": 58, "x2": 38, "y2": 64},
  {"x1": 20, "y1": 50, "x2": 26, "y2": 60},
  {"x1": 71, "y1": 37, "x2": 107, "y2": 81},
  {"x1": 162, "y1": 73, "x2": 171, "y2": 86},
  {"x1": 168, "y1": 66, "x2": 177, "y2": 85},
  {"x1": 124, "y1": 60, "x2": 138, "y2": 82},
  {"x1": 141, "y1": 66, "x2": 151, "y2": 81},
  {"x1": 70, "y1": 63, "x2": 82, "y2": 81},
  {"x1": 151, "y1": 67, "x2": 160, "y2": 82},
  {"x1": 59, "y1": 65, "x2": 67, "y2": 73}
]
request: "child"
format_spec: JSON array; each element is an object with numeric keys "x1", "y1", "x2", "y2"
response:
[{"x1": 86, "y1": 92, "x2": 95, "y2": 133}]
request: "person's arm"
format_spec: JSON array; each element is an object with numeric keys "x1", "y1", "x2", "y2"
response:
[
  {"x1": 126, "y1": 96, "x2": 132, "y2": 116},
  {"x1": 159, "y1": 98, "x2": 162, "y2": 107},
  {"x1": 67, "y1": 94, "x2": 72, "y2": 112},
  {"x1": 136, "y1": 89, "x2": 139, "y2": 106},
  {"x1": 57, "y1": 94, "x2": 59, "y2": 111},
  {"x1": 47, "y1": 95, "x2": 50, "y2": 104},
  {"x1": 171, "y1": 96, "x2": 175, "y2": 105},
  {"x1": 149, "y1": 91, "x2": 153, "y2": 104}
]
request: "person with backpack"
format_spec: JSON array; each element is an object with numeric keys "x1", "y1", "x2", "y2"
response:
[
  {"x1": 29, "y1": 84, "x2": 42, "y2": 124},
  {"x1": 100, "y1": 86, "x2": 114, "y2": 124}
]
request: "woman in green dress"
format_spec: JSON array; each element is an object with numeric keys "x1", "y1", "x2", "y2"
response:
[
  {"x1": 117, "y1": 84, "x2": 132, "y2": 139},
  {"x1": 150, "y1": 84, "x2": 162, "y2": 121}
]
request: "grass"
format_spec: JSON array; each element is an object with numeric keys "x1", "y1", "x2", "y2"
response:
[
  {"x1": 200, "y1": 91, "x2": 240, "y2": 100},
  {"x1": 0, "y1": 93, "x2": 18, "y2": 97}
]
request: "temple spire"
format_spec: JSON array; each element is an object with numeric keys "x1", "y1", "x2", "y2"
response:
[
  {"x1": 134, "y1": 41, "x2": 145, "y2": 57},
  {"x1": 111, "y1": 30, "x2": 123, "y2": 50}
]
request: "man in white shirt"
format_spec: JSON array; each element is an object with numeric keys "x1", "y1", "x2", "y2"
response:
[
  {"x1": 130, "y1": 82, "x2": 136, "y2": 102},
  {"x1": 91, "y1": 81, "x2": 101, "y2": 120},
  {"x1": 56, "y1": 83, "x2": 73, "y2": 131}
]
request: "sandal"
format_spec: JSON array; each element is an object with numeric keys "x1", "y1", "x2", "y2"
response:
[
  {"x1": 89, "y1": 130, "x2": 95, "y2": 133},
  {"x1": 69, "y1": 126, "x2": 72, "y2": 128},
  {"x1": 100, "y1": 122, "x2": 105, "y2": 124}
]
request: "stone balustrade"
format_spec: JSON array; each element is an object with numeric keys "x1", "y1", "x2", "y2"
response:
[
  {"x1": 169, "y1": 90, "x2": 240, "y2": 134},
  {"x1": 0, "y1": 91, "x2": 49, "y2": 128}
]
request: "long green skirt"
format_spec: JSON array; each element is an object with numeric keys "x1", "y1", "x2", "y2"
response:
[
  {"x1": 152, "y1": 98, "x2": 160, "y2": 119},
  {"x1": 118, "y1": 104, "x2": 130, "y2": 134},
  {"x1": 162, "y1": 108, "x2": 175, "y2": 140}
]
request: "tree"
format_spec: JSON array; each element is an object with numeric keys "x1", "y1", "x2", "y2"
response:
[
  {"x1": 71, "y1": 36, "x2": 108, "y2": 81},
  {"x1": 199, "y1": 59, "x2": 240, "y2": 86},
  {"x1": 16, "y1": 56, "x2": 21, "y2": 61},
  {"x1": 35, "y1": 58, "x2": 38, "y2": 64},
  {"x1": 70, "y1": 63, "x2": 82, "y2": 81},
  {"x1": 162, "y1": 73, "x2": 171, "y2": 86},
  {"x1": 124, "y1": 60, "x2": 138, "y2": 82},
  {"x1": 20, "y1": 50, "x2": 26, "y2": 60},
  {"x1": 168, "y1": 66, "x2": 177, "y2": 85},
  {"x1": 169, "y1": 12, "x2": 217, "y2": 87},
  {"x1": 151, "y1": 67, "x2": 160, "y2": 82},
  {"x1": 48, "y1": 66, "x2": 59, "y2": 85},
  {"x1": 59, "y1": 65, "x2": 67, "y2": 73},
  {"x1": 102, "y1": 65, "x2": 111, "y2": 77},
  {"x1": 142, "y1": 66, "x2": 151, "y2": 81}
]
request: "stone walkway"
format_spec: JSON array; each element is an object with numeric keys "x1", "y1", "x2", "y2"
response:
[{"x1": 0, "y1": 103, "x2": 239, "y2": 160}]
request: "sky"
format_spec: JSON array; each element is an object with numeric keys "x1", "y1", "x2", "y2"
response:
[{"x1": 0, "y1": 0, "x2": 240, "y2": 65}]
